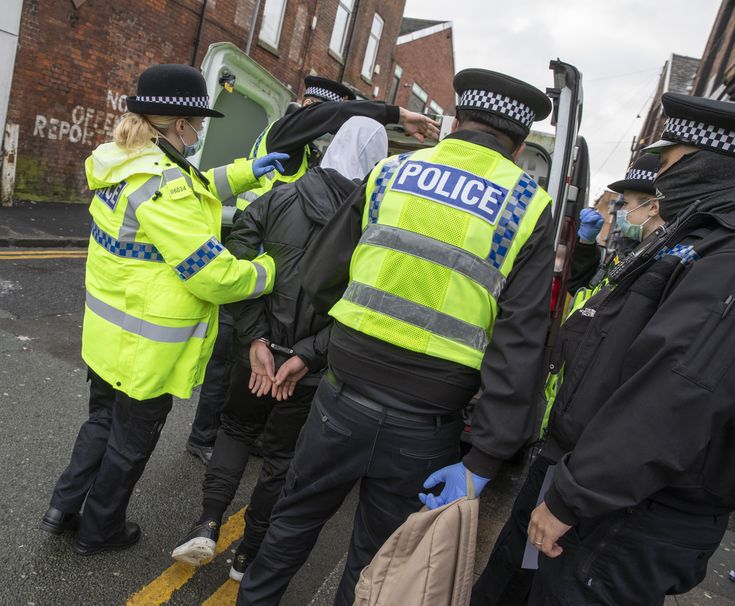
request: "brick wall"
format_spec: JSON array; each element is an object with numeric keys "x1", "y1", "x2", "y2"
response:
[
  {"x1": 5, "y1": 0, "x2": 414, "y2": 202},
  {"x1": 394, "y1": 27, "x2": 455, "y2": 114}
]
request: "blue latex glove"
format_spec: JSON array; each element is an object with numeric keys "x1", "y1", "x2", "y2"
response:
[
  {"x1": 252, "y1": 152, "x2": 290, "y2": 178},
  {"x1": 418, "y1": 462, "x2": 490, "y2": 510},
  {"x1": 577, "y1": 207, "x2": 604, "y2": 244}
]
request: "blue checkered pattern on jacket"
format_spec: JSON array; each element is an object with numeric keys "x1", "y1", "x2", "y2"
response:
[
  {"x1": 655, "y1": 243, "x2": 700, "y2": 267},
  {"x1": 91, "y1": 221, "x2": 164, "y2": 262},
  {"x1": 488, "y1": 173, "x2": 538, "y2": 269},
  {"x1": 250, "y1": 127, "x2": 267, "y2": 159},
  {"x1": 175, "y1": 237, "x2": 224, "y2": 280},
  {"x1": 367, "y1": 153, "x2": 411, "y2": 224}
]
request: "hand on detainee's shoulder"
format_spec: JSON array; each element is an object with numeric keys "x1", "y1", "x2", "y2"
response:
[
  {"x1": 252, "y1": 152, "x2": 290, "y2": 178},
  {"x1": 418, "y1": 462, "x2": 490, "y2": 510},
  {"x1": 577, "y1": 207, "x2": 604, "y2": 244},
  {"x1": 398, "y1": 107, "x2": 441, "y2": 143}
]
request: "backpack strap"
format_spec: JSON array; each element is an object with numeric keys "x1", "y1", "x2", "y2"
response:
[{"x1": 466, "y1": 468, "x2": 476, "y2": 500}]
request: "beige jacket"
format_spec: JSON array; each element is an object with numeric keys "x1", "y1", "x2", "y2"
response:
[{"x1": 353, "y1": 471, "x2": 479, "y2": 606}]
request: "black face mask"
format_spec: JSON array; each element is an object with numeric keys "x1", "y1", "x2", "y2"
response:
[{"x1": 654, "y1": 149, "x2": 735, "y2": 222}]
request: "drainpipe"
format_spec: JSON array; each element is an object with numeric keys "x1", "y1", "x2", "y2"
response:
[
  {"x1": 191, "y1": 0, "x2": 209, "y2": 67},
  {"x1": 245, "y1": 0, "x2": 263, "y2": 55}
]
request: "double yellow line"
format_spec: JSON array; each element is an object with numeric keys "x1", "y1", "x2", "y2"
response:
[
  {"x1": 126, "y1": 507, "x2": 246, "y2": 606},
  {"x1": 0, "y1": 248, "x2": 88, "y2": 260}
]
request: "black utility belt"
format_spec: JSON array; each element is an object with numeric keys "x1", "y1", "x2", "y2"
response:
[{"x1": 325, "y1": 370, "x2": 460, "y2": 427}]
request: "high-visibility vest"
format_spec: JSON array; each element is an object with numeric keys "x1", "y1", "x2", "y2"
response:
[
  {"x1": 242, "y1": 122, "x2": 310, "y2": 206},
  {"x1": 82, "y1": 141, "x2": 275, "y2": 400},
  {"x1": 329, "y1": 137, "x2": 551, "y2": 370}
]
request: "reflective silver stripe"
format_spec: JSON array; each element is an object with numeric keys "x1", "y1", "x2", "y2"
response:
[
  {"x1": 162, "y1": 167, "x2": 183, "y2": 182},
  {"x1": 86, "y1": 291, "x2": 208, "y2": 343},
  {"x1": 119, "y1": 176, "x2": 160, "y2": 241},
  {"x1": 343, "y1": 282, "x2": 488, "y2": 352},
  {"x1": 213, "y1": 165, "x2": 234, "y2": 202},
  {"x1": 245, "y1": 262, "x2": 268, "y2": 299},
  {"x1": 360, "y1": 224, "x2": 506, "y2": 300}
]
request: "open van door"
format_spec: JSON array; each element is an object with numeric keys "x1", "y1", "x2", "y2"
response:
[{"x1": 193, "y1": 42, "x2": 295, "y2": 176}]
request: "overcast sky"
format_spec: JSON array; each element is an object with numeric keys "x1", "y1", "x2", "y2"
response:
[{"x1": 403, "y1": 0, "x2": 722, "y2": 201}]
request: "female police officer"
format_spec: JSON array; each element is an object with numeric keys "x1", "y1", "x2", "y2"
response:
[{"x1": 40, "y1": 64, "x2": 287, "y2": 555}]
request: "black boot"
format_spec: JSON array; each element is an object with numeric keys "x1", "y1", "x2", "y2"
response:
[
  {"x1": 74, "y1": 522, "x2": 141, "y2": 555},
  {"x1": 40, "y1": 507, "x2": 81, "y2": 535}
]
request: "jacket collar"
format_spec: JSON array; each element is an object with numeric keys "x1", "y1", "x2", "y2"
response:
[
  {"x1": 155, "y1": 137, "x2": 210, "y2": 186},
  {"x1": 443, "y1": 129, "x2": 514, "y2": 160}
]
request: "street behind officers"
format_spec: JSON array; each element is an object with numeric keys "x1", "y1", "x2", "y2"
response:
[
  {"x1": 525, "y1": 92, "x2": 735, "y2": 605},
  {"x1": 172, "y1": 117, "x2": 388, "y2": 582},
  {"x1": 472, "y1": 152, "x2": 664, "y2": 606},
  {"x1": 40, "y1": 64, "x2": 286, "y2": 555},
  {"x1": 237, "y1": 69, "x2": 556, "y2": 606}
]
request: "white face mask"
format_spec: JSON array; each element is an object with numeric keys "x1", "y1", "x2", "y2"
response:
[{"x1": 179, "y1": 120, "x2": 204, "y2": 157}]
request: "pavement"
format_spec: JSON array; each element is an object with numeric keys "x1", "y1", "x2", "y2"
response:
[{"x1": 0, "y1": 200, "x2": 90, "y2": 247}]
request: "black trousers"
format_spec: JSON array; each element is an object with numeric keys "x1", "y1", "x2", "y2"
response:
[
  {"x1": 189, "y1": 311, "x2": 234, "y2": 447},
  {"x1": 50, "y1": 369, "x2": 172, "y2": 544},
  {"x1": 237, "y1": 375, "x2": 463, "y2": 606},
  {"x1": 202, "y1": 359, "x2": 314, "y2": 559},
  {"x1": 528, "y1": 501, "x2": 727, "y2": 606},
  {"x1": 472, "y1": 454, "x2": 552, "y2": 606}
]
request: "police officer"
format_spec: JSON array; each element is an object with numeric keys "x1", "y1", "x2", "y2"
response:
[
  {"x1": 472, "y1": 152, "x2": 664, "y2": 606},
  {"x1": 525, "y1": 92, "x2": 735, "y2": 605},
  {"x1": 185, "y1": 75, "x2": 440, "y2": 462},
  {"x1": 237, "y1": 69, "x2": 555, "y2": 606},
  {"x1": 40, "y1": 64, "x2": 285, "y2": 554},
  {"x1": 568, "y1": 153, "x2": 663, "y2": 295}
]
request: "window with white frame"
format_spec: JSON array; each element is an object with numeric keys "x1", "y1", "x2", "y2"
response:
[
  {"x1": 408, "y1": 83, "x2": 428, "y2": 113},
  {"x1": 429, "y1": 100, "x2": 445, "y2": 116},
  {"x1": 361, "y1": 13, "x2": 384, "y2": 80},
  {"x1": 259, "y1": 0, "x2": 288, "y2": 49},
  {"x1": 329, "y1": 0, "x2": 355, "y2": 58}
]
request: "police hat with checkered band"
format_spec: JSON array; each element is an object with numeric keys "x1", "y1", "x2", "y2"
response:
[
  {"x1": 303, "y1": 76, "x2": 356, "y2": 103},
  {"x1": 608, "y1": 153, "x2": 660, "y2": 194},
  {"x1": 126, "y1": 64, "x2": 224, "y2": 118},
  {"x1": 453, "y1": 69, "x2": 552, "y2": 133},
  {"x1": 644, "y1": 92, "x2": 735, "y2": 156}
]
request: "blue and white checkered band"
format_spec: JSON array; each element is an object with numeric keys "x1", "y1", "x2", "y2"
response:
[
  {"x1": 458, "y1": 89, "x2": 535, "y2": 129},
  {"x1": 625, "y1": 168, "x2": 657, "y2": 182},
  {"x1": 304, "y1": 86, "x2": 343, "y2": 103},
  {"x1": 664, "y1": 116, "x2": 735, "y2": 153},
  {"x1": 136, "y1": 95, "x2": 210, "y2": 109}
]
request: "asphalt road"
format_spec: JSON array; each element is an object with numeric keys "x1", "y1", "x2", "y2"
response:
[{"x1": 1, "y1": 248, "x2": 734, "y2": 606}]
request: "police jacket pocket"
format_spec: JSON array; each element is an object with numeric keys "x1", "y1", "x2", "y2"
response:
[{"x1": 674, "y1": 298, "x2": 735, "y2": 391}]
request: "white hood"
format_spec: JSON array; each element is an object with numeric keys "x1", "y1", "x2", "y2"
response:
[{"x1": 320, "y1": 116, "x2": 388, "y2": 180}]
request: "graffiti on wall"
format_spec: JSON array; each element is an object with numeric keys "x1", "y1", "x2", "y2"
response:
[{"x1": 32, "y1": 90, "x2": 128, "y2": 145}]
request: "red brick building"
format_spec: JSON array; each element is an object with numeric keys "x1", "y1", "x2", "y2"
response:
[
  {"x1": 691, "y1": 0, "x2": 735, "y2": 99},
  {"x1": 0, "y1": 0, "x2": 455, "y2": 203},
  {"x1": 391, "y1": 18, "x2": 455, "y2": 116}
]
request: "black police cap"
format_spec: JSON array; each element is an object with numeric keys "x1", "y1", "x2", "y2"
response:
[
  {"x1": 126, "y1": 64, "x2": 223, "y2": 118},
  {"x1": 608, "y1": 153, "x2": 660, "y2": 195},
  {"x1": 303, "y1": 76, "x2": 356, "y2": 103},
  {"x1": 454, "y1": 69, "x2": 551, "y2": 132},
  {"x1": 645, "y1": 92, "x2": 735, "y2": 156}
]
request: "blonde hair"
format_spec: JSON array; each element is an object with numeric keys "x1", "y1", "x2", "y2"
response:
[{"x1": 113, "y1": 113, "x2": 183, "y2": 151}]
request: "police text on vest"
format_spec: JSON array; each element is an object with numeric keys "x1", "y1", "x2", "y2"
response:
[{"x1": 391, "y1": 161, "x2": 509, "y2": 225}]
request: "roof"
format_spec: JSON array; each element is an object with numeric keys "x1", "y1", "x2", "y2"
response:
[
  {"x1": 399, "y1": 18, "x2": 446, "y2": 36},
  {"x1": 397, "y1": 18, "x2": 452, "y2": 45},
  {"x1": 666, "y1": 53, "x2": 700, "y2": 94}
]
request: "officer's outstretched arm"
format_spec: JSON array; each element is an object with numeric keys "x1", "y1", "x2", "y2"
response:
[
  {"x1": 202, "y1": 154, "x2": 289, "y2": 202},
  {"x1": 134, "y1": 181, "x2": 274, "y2": 305}
]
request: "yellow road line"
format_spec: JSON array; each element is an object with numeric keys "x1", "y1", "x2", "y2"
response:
[
  {"x1": 201, "y1": 579, "x2": 239, "y2": 606},
  {"x1": 0, "y1": 249, "x2": 87, "y2": 255},
  {"x1": 125, "y1": 507, "x2": 246, "y2": 606},
  {"x1": 0, "y1": 254, "x2": 87, "y2": 260}
]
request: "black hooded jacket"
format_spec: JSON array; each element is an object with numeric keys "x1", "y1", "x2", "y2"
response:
[
  {"x1": 224, "y1": 168, "x2": 357, "y2": 384},
  {"x1": 542, "y1": 188, "x2": 735, "y2": 524}
]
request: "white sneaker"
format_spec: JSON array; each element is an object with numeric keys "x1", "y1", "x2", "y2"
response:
[{"x1": 171, "y1": 521, "x2": 219, "y2": 566}]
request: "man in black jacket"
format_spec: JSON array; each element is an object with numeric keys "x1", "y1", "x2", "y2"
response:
[
  {"x1": 171, "y1": 117, "x2": 388, "y2": 578},
  {"x1": 523, "y1": 93, "x2": 735, "y2": 604}
]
